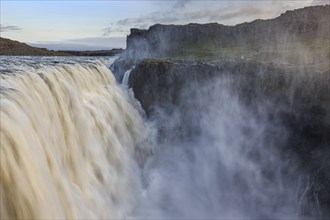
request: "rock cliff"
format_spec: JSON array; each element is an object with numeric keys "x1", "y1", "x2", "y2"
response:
[
  {"x1": 128, "y1": 58, "x2": 330, "y2": 218},
  {"x1": 113, "y1": 5, "x2": 330, "y2": 218},
  {"x1": 125, "y1": 5, "x2": 329, "y2": 59},
  {"x1": 112, "y1": 5, "x2": 329, "y2": 79}
]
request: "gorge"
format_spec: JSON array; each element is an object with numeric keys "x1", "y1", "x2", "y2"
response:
[{"x1": 0, "y1": 4, "x2": 329, "y2": 219}]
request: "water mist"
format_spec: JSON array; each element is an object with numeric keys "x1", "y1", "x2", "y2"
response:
[{"x1": 131, "y1": 75, "x2": 312, "y2": 219}]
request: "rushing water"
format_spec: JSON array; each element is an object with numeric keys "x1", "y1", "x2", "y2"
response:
[
  {"x1": 0, "y1": 56, "x2": 153, "y2": 219},
  {"x1": 0, "y1": 56, "x2": 325, "y2": 219}
]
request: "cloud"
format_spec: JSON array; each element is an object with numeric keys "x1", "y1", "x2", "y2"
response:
[
  {"x1": 103, "y1": 25, "x2": 128, "y2": 36},
  {"x1": 312, "y1": 0, "x2": 330, "y2": 5},
  {"x1": 29, "y1": 37, "x2": 126, "y2": 50},
  {"x1": 116, "y1": 12, "x2": 180, "y2": 27},
  {"x1": 106, "y1": 5, "x2": 280, "y2": 30},
  {"x1": 173, "y1": 0, "x2": 192, "y2": 9},
  {"x1": 103, "y1": 1, "x2": 319, "y2": 36},
  {"x1": 197, "y1": 6, "x2": 280, "y2": 22},
  {"x1": 0, "y1": 24, "x2": 22, "y2": 32},
  {"x1": 102, "y1": 11, "x2": 179, "y2": 36}
]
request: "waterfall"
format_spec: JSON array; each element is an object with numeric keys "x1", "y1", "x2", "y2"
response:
[
  {"x1": 121, "y1": 66, "x2": 134, "y2": 86},
  {"x1": 0, "y1": 57, "x2": 326, "y2": 219},
  {"x1": 0, "y1": 62, "x2": 150, "y2": 219}
]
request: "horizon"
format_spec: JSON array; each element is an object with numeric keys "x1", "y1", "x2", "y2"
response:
[{"x1": 0, "y1": 0, "x2": 328, "y2": 50}]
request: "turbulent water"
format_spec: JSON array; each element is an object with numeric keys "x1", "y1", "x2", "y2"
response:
[
  {"x1": 0, "y1": 56, "x2": 153, "y2": 219},
  {"x1": 0, "y1": 56, "x2": 324, "y2": 219}
]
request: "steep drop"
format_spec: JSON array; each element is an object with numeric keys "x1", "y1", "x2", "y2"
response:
[{"x1": 0, "y1": 62, "x2": 150, "y2": 219}]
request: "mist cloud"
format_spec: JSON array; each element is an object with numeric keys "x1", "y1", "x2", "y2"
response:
[{"x1": 0, "y1": 24, "x2": 22, "y2": 32}]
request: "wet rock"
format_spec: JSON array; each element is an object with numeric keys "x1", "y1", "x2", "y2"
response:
[{"x1": 128, "y1": 58, "x2": 330, "y2": 218}]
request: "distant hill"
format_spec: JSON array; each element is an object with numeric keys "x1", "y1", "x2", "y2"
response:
[
  {"x1": 0, "y1": 37, "x2": 124, "y2": 56},
  {"x1": 58, "y1": 49, "x2": 124, "y2": 56},
  {"x1": 0, "y1": 37, "x2": 70, "y2": 56}
]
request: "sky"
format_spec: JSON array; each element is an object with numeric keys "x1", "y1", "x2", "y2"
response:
[{"x1": 0, "y1": 0, "x2": 328, "y2": 50}]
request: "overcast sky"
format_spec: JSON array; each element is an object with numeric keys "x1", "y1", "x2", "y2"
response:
[{"x1": 0, "y1": 0, "x2": 327, "y2": 50}]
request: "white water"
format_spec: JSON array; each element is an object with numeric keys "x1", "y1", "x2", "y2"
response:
[
  {"x1": 121, "y1": 66, "x2": 134, "y2": 86},
  {"x1": 0, "y1": 58, "x2": 151, "y2": 219}
]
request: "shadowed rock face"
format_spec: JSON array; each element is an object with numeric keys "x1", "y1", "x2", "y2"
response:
[
  {"x1": 128, "y1": 59, "x2": 330, "y2": 218},
  {"x1": 129, "y1": 59, "x2": 329, "y2": 121}
]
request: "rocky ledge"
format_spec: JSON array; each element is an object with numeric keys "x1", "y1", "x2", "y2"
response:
[{"x1": 129, "y1": 59, "x2": 329, "y2": 116}]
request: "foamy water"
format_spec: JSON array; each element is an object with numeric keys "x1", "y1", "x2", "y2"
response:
[{"x1": 0, "y1": 57, "x2": 152, "y2": 219}]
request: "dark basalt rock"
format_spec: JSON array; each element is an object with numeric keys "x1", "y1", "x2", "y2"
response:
[
  {"x1": 128, "y1": 58, "x2": 330, "y2": 218},
  {"x1": 128, "y1": 60, "x2": 218, "y2": 114},
  {"x1": 129, "y1": 59, "x2": 329, "y2": 118}
]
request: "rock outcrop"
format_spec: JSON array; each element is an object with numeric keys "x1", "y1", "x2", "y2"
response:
[{"x1": 129, "y1": 59, "x2": 329, "y2": 115}]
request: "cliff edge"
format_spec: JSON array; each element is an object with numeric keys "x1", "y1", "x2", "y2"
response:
[
  {"x1": 126, "y1": 5, "x2": 329, "y2": 58},
  {"x1": 112, "y1": 5, "x2": 329, "y2": 78}
]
